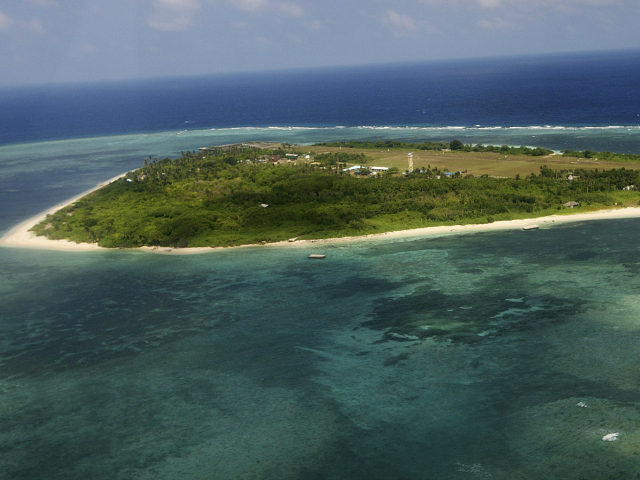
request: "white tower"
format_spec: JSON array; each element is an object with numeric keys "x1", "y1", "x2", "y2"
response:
[{"x1": 408, "y1": 152, "x2": 414, "y2": 173}]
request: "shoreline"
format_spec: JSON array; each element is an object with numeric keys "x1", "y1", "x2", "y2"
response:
[
  {"x1": 0, "y1": 173, "x2": 128, "y2": 252},
  {"x1": 3, "y1": 176, "x2": 640, "y2": 254}
]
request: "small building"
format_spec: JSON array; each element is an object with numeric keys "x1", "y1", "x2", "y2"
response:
[
  {"x1": 564, "y1": 201, "x2": 580, "y2": 208},
  {"x1": 285, "y1": 153, "x2": 299, "y2": 159},
  {"x1": 344, "y1": 165, "x2": 390, "y2": 174}
]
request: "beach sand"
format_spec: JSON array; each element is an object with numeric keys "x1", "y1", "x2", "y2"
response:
[
  {"x1": 0, "y1": 173, "x2": 127, "y2": 252},
  {"x1": 3, "y1": 175, "x2": 640, "y2": 254}
]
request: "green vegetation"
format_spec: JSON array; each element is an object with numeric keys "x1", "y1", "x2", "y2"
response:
[
  {"x1": 562, "y1": 149, "x2": 640, "y2": 163},
  {"x1": 30, "y1": 145, "x2": 640, "y2": 249},
  {"x1": 463, "y1": 144, "x2": 553, "y2": 156},
  {"x1": 314, "y1": 152, "x2": 368, "y2": 167},
  {"x1": 316, "y1": 139, "x2": 553, "y2": 156},
  {"x1": 317, "y1": 139, "x2": 451, "y2": 150}
]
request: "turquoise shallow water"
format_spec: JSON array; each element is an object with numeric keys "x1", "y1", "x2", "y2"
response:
[{"x1": 2, "y1": 130, "x2": 640, "y2": 478}]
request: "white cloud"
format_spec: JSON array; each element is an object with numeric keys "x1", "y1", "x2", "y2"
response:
[
  {"x1": 306, "y1": 19, "x2": 323, "y2": 30},
  {"x1": 0, "y1": 11, "x2": 13, "y2": 32},
  {"x1": 230, "y1": 0, "x2": 267, "y2": 12},
  {"x1": 149, "y1": 17, "x2": 191, "y2": 31},
  {"x1": 477, "y1": 16, "x2": 517, "y2": 29},
  {"x1": 420, "y1": 0, "x2": 623, "y2": 7},
  {"x1": 25, "y1": 18, "x2": 46, "y2": 34},
  {"x1": 476, "y1": 0, "x2": 501, "y2": 7},
  {"x1": 573, "y1": 0, "x2": 618, "y2": 4},
  {"x1": 28, "y1": 0, "x2": 59, "y2": 6},
  {"x1": 232, "y1": 21, "x2": 250, "y2": 29},
  {"x1": 80, "y1": 43, "x2": 97, "y2": 54},
  {"x1": 0, "y1": 11, "x2": 46, "y2": 35},
  {"x1": 524, "y1": 0, "x2": 620, "y2": 5},
  {"x1": 279, "y1": 2, "x2": 303, "y2": 17},
  {"x1": 385, "y1": 9, "x2": 417, "y2": 31},
  {"x1": 155, "y1": 0, "x2": 200, "y2": 7},
  {"x1": 148, "y1": 0, "x2": 200, "y2": 32},
  {"x1": 74, "y1": 43, "x2": 98, "y2": 57}
]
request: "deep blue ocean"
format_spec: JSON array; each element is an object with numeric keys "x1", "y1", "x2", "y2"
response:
[
  {"x1": 2, "y1": 49, "x2": 640, "y2": 146},
  {"x1": 2, "y1": 50, "x2": 640, "y2": 479}
]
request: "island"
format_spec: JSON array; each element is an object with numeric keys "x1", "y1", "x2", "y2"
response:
[{"x1": 5, "y1": 140, "x2": 640, "y2": 251}]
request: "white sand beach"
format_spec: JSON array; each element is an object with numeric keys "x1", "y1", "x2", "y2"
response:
[
  {"x1": 0, "y1": 173, "x2": 127, "y2": 252},
  {"x1": 3, "y1": 175, "x2": 640, "y2": 254}
]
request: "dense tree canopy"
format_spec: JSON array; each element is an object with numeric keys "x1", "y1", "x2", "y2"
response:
[{"x1": 316, "y1": 139, "x2": 553, "y2": 156}]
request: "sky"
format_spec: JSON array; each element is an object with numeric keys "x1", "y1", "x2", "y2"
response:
[{"x1": 0, "y1": 0, "x2": 639, "y2": 87}]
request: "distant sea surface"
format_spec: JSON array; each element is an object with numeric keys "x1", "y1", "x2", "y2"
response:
[
  {"x1": 3, "y1": 51, "x2": 640, "y2": 479},
  {"x1": 2, "y1": 49, "x2": 640, "y2": 146}
]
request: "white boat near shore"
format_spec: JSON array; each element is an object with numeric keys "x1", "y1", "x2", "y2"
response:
[{"x1": 522, "y1": 225, "x2": 539, "y2": 230}]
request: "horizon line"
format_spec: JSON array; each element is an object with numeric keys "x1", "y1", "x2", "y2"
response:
[{"x1": 2, "y1": 47, "x2": 639, "y2": 91}]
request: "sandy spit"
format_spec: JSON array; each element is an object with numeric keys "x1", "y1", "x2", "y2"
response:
[{"x1": 0, "y1": 173, "x2": 127, "y2": 252}]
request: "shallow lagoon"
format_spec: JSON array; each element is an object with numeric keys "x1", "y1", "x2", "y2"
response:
[
  {"x1": 3, "y1": 220, "x2": 640, "y2": 479},
  {"x1": 2, "y1": 130, "x2": 640, "y2": 478}
]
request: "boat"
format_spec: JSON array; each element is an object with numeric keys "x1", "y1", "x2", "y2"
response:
[
  {"x1": 522, "y1": 225, "x2": 539, "y2": 230},
  {"x1": 308, "y1": 254, "x2": 326, "y2": 259}
]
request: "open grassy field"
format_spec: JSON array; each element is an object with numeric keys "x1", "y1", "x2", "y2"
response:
[{"x1": 302, "y1": 145, "x2": 640, "y2": 178}]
